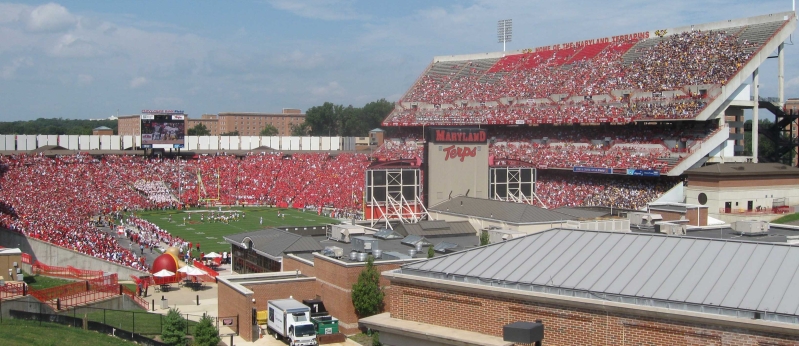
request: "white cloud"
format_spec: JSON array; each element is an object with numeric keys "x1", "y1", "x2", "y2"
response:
[
  {"x1": 267, "y1": 0, "x2": 368, "y2": 21},
  {"x1": 51, "y1": 33, "x2": 101, "y2": 57},
  {"x1": 1, "y1": 56, "x2": 33, "y2": 79},
  {"x1": 76, "y1": 73, "x2": 93, "y2": 86},
  {"x1": 310, "y1": 81, "x2": 344, "y2": 97},
  {"x1": 26, "y1": 3, "x2": 77, "y2": 33},
  {"x1": 129, "y1": 76, "x2": 147, "y2": 89},
  {"x1": 0, "y1": 3, "x2": 27, "y2": 24}
]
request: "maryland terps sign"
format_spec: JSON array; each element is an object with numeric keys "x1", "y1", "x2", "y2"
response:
[
  {"x1": 432, "y1": 128, "x2": 487, "y2": 143},
  {"x1": 444, "y1": 145, "x2": 477, "y2": 162}
]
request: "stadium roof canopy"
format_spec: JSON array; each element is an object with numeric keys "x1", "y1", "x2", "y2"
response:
[{"x1": 400, "y1": 228, "x2": 799, "y2": 323}]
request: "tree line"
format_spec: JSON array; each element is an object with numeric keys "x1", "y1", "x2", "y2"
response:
[
  {"x1": 189, "y1": 98, "x2": 395, "y2": 138},
  {"x1": 0, "y1": 118, "x2": 118, "y2": 135}
]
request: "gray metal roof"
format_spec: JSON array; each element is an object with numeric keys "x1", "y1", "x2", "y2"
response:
[
  {"x1": 685, "y1": 163, "x2": 799, "y2": 177},
  {"x1": 551, "y1": 207, "x2": 608, "y2": 219},
  {"x1": 401, "y1": 235, "x2": 431, "y2": 247},
  {"x1": 400, "y1": 228, "x2": 799, "y2": 323},
  {"x1": 430, "y1": 197, "x2": 576, "y2": 224},
  {"x1": 396, "y1": 220, "x2": 476, "y2": 237},
  {"x1": 224, "y1": 228, "x2": 323, "y2": 259}
]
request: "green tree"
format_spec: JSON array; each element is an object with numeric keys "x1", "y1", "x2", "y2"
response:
[
  {"x1": 290, "y1": 122, "x2": 310, "y2": 136},
  {"x1": 259, "y1": 124, "x2": 279, "y2": 136},
  {"x1": 744, "y1": 119, "x2": 780, "y2": 161},
  {"x1": 427, "y1": 246, "x2": 435, "y2": 258},
  {"x1": 192, "y1": 315, "x2": 221, "y2": 346},
  {"x1": 0, "y1": 118, "x2": 118, "y2": 135},
  {"x1": 351, "y1": 256, "x2": 384, "y2": 318},
  {"x1": 304, "y1": 102, "x2": 343, "y2": 136},
  {"x1": 360, "y1": 99, "x2": 394, "y2": 132},
  {"x1": 480, "y1": 231, "x2": 490, "y2": 246},
  {"x1": 162, "y1": 308, "x2": 187, "y2": 346},
  {"x1": 220, "y1": 130, "x2": 240, "y2": 136},
  {"x1": 187, "y1": 123, "x2": 211, "y2": 136}
]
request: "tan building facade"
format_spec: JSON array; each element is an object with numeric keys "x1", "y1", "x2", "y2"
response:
[
  {"x1": 117, "y1": 115, "x2": 142, "y2": 136},
  {"x1": 118, "y1": 109, "x2": 305, "y2": 137},
  {"x1": 684, "y1": 163, "x2": 799, "y2": 222},
  {"x1": 217, "y1": 110, "x2": 305, "y2": 136}
]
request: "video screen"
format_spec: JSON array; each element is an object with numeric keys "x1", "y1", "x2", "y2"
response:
[{"x1": 141, "y1": 114, "x2": 185, "y2": 148}]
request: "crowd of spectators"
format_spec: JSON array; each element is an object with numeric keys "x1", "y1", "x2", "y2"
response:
[
  {"x1": 0, "y1": 154, "x2": 149, "y2": 270},
  {"x1": 0, "y1": 152, "x2": 371, "y2": 270},
  {"x1": 535, "y1": 171, "x2": 676, "y2": 210},
  {"x1": 491, "y1": 143, "x2": 671, "y2": 172},
  {"x1": 386, "y1": 95, "x2": 709, "y2": 125},
  {"x1": 388, "y1": 28, "x2": 758, "y2": 125},
  {"x1": 133, "y1": 180, "x2": 178, "y2": 206},
  {"x1": 487, "y1": 124, "x2": 715, "y2": 172},
  {"x1": 371, "y1": 139, "x2": 424, "y2": 161}
]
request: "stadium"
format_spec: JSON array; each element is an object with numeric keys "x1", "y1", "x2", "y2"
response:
[{"x1": 1, "y1": 8, "x2": 799, "y2": 346}]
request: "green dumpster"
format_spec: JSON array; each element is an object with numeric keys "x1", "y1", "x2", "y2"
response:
[{"x1": 311, "y1": 315, "x2": 339, "y2": 335}]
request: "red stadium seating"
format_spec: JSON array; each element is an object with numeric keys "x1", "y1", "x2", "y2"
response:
[{"x1": 387, "y1": 27, "x2": 767, "y2": 126}]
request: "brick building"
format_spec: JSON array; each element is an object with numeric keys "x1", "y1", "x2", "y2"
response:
[
  {"x1": 117, "y1": 115, "x2": 142, "y2": 136},
  {"x1": 92, "y1": 126, "x2": 114, "y2": 136},
  {"x1": 217, "y1": 255, "x2": 406, "y2": 341},
  {"x1": 217, "y1": 109, "x2": 305, "y2": 136},
  {"x1": 218, "y1": 224, "x2": 479, "y2": 342},
  {"x1": 362, "y1": 228, "x2": 799, "y2": 345},
  {"x1": 185, "y1": 114, "x2": 221, "y2": 136}
]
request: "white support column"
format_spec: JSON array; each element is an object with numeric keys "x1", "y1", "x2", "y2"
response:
[
  {"x1": 779, "y1": 43, "x2": 785, "y2": 106},
  {"x1": 753, "y1": 68, "x2": 759, "y2": 163}
]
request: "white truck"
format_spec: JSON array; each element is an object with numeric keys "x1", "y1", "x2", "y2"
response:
[{"x1": 267, "y1": 299, "x2": 318, "y2": 346}]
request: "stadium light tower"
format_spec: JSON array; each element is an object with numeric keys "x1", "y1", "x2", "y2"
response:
[{"x1": 498, "y1": 19, "x2": 512, "y2": 52}]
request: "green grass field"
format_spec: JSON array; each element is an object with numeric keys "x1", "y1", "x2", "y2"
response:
[
  {"x1": 133, "y1": 207, "x2": 338, "y2": 254},
  {"x1": 23, "y1": 273, "x2": 75, "y2": 290},
  {"x1": 772, "y1": 213, "x2": 799, "y2": 224},
  {"x1": 68, "y1": 309, "x2": 199, "y2": 337},
  {"x1": 0, "y1": 319, "x2": 136, "y2": 346}
]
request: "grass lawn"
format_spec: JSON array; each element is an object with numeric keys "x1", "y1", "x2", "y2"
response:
[
  {"x1": 133, "y1": 207, "x2": 338, "y2": 254},
  {"x1": 68, "y1": 308, "x2": 199, "y2": 337},
  {"x1": 23, "y1": 273, "x2": 76, "y2": 290},
  {"x1": 772, "y1": 213, "x2": 799, "y2": 224},
  {"x1": 0, "y1": 319, "x2": 136, "y2": 345}
]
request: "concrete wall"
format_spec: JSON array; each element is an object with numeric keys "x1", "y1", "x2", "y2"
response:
[
  {"x1": 427, "y1": 142, "x2": 488, "y2": 207},
  {"x1": 0, "y1": 229, "x2": 147, "y2": 278}
]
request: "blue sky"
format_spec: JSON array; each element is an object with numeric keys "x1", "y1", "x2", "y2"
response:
[{"x1": 0, "y1": 0, "x2": 795, "y2": 121}]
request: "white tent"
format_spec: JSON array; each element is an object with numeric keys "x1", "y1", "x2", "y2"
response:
[
  {"x1": 177, "y1": 266, "x2": 206, "y2": 276},
  {"x1": 152, "y1": 269, "x2": 175, "y2": 277},
  {"x1": 204, "y1": 252, "x2": 222, "y2": 258}
]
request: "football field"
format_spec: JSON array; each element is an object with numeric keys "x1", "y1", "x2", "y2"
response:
[{"x1": 132, "y1": 207, "x2": 338, "y2": 254}]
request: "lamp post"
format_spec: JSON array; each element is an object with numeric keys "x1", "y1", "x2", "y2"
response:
[{"x1": 498, "y1": 19, "x2": 512, "y2": 52}]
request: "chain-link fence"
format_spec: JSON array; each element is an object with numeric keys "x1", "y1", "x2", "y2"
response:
[{"x1": 0, "y1": 300, "x2": 236, "y2": 342}]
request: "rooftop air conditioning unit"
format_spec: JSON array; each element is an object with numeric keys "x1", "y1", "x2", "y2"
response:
[
  {"x1": 732, "y1": 220, "x2": 769, "y2": 236},
  {"x1": 352, "y1": 236, "x2": 379, "y2": 253}
]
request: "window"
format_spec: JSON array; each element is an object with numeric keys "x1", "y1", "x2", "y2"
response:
[{"x1": 269, "y1": 307, "x2": 274, "y2": 322}]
